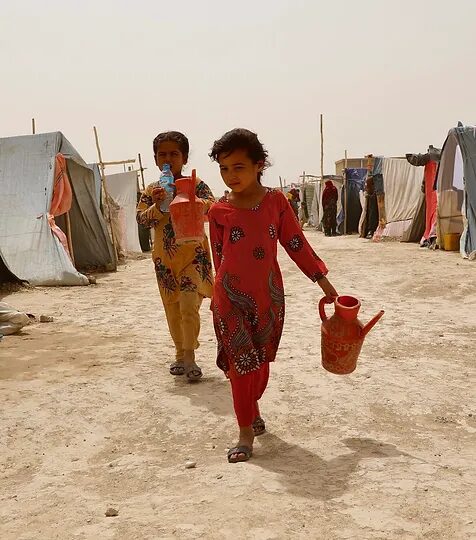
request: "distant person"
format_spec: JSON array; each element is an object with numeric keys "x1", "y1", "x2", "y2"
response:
[
  {"x1": 208, "y1": 128, "x2": 338, "y2": 463},
  {"x1": 136, "y1": 131, "x2": 215, "y2": 381},
  {"x1": 287, "y1": 186, "x2": 300, "y2": 219},
  {"x1": 224, "y1": 189, "x2": 230, "y2": 198},
  {"x1": 322, "y1": 180, "x2": 338, "y2": 236},
  {"x1": 364, "y1": 176, "x2": 378, "y2": 239}
]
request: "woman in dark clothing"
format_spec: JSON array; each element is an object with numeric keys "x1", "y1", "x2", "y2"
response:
[
  {"x1": 322, "y1": 180, "x2": 338, "y2": 236},
  {"x1": 364, "y1": 176, "x2": 379, "y2": 239}
]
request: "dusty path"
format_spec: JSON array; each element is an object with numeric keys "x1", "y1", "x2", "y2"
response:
[{"x1": 1, "y1": 233, "x2": 475, "y2": 540}]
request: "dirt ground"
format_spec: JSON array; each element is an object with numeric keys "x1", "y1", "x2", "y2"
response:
[{"x1": 1, "y1": 232, "x2": 475, "y2": 540}]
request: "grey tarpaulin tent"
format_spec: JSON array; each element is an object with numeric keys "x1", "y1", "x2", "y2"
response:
[
  {"x1": 436, "y1": 124, "x2": 476, "y2": 259},
  {"x1": 0, "y1": 132, "x2": 116, "y2": 285}
]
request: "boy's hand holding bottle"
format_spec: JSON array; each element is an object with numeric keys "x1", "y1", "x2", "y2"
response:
[{"x1": 152, "y1": 186, "x2": 167, "y2": 205}]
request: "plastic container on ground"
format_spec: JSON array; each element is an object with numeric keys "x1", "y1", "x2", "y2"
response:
[{"x1": 442, "y1": 233, "x2": 461, "y2": 251}]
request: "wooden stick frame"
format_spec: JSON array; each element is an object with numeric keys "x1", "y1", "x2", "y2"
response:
[
  {"x1": 93, "y1": 126, "x2": 118, "y2": 264},
  {"x1": 138, "y1": 153, "x2": 146, "y2": 190}
]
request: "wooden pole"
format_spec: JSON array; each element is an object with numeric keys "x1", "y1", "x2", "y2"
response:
[
  {"x1": 138, "y1": 153, "x2": 146, "y2": 190},
  {"x1": 320, "y1": 114, "x2": 324, "y2": 180},
  {"x1": 102, "y1": 159, "x2": 136, "y2": 166},
  {"x1": 65, "y1": 212, "x2": 75, "y2": 267},
  {"x1": 343, "y1": 149, "x2": 348, "y2": 235},
  {"x1": 93, "y1": 126, "x2": 118, "y2": 264},
  {"x1": 32, "y1": 118, "x2": 36, "y2": 134}
]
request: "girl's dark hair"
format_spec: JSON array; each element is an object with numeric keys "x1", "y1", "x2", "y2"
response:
[
  {"x1": 209, "y1": 128, "x2": 270, "y2": 182},
  {"x1": 153, "y1": 131, "x2": 189, "y2": 160}
]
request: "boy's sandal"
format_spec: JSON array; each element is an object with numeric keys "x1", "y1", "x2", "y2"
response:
[
  {"x1": 185, "y1": 363, "x2": 203, "y2": 382},
  {"x1": 252, "y1": 416, "x2": 266, "y2": 436},
  {"x1": 169, "y1": 361, "x2": 185, "y2": 376},
  {"x1": 227, "y1": 446, "x2": 253, "y2": 463}
]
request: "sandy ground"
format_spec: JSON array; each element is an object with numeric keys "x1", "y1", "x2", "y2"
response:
[{"x1": 1, "y1": 232, "x2": 475, "y2": 540}]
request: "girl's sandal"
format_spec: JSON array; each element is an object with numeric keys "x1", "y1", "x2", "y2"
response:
[
  {"x1": 169, "y1": 361, "x2": 185, "y2": 376},
  {"x1": 252, "y1": 416, "x2": 266, "y2": 436},
  {"x1": 227, "y1": 446, "x2": 253, "y2": 463},
  {"x1": 185, "y1": 363, "x2": 203, "y2": 382}
]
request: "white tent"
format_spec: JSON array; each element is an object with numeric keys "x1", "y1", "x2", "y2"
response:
[
  {"x1": 0, "y1": 132, "x2": 115, "y2": 285},
  {"x1": 105, "y1": 171, "x2": 142, "y2": 255},
  {"x1": 381, "y1": 158, "x2": 424, "y2": 239}
]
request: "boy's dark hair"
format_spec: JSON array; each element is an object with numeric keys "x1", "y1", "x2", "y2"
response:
[
  {"x1": 209, "y1": 128, "x2": 270, "y2": 182},
  {"x1": 153, "y1": 131, "x2": 189, "y2": 160}
]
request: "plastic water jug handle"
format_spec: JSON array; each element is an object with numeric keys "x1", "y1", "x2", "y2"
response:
[
  {"x1": 319, "y1": 297, "x2": 334, "y2": 322},
  {"x1": 190, "y1": 169, "x2": 197, "y2": 202}
]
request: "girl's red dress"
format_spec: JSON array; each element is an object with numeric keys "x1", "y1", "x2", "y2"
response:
[{"x1": 208, "y1": 189, "x2": 328, "y2": 376}]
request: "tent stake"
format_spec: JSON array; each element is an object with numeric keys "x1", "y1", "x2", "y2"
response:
[{"x1": 93, "y1": 126, "x2": 118, "y2": 264}]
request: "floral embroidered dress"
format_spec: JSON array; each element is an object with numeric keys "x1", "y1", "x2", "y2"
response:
[
  {"x1": 208, "y1": 189, "x2": 328, "y2": 375},
  {"x1": 136, "y1": 180, "x2": 215, "y2": 304}
]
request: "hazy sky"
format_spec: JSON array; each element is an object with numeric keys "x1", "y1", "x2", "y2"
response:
[{"x1": 2, "y1": 0, "x2": 475, "y2": 193}]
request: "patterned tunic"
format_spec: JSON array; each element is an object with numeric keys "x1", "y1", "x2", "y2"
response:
[
  {"x1": 208, "y1": 189, "x2": 328, "y2": 375},
  {"x1": 136, "y1": 179, "x2": 215, "y2": 304}
]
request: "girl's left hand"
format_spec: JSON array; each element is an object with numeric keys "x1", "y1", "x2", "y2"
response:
[{"x1": 317, "y1": 276, "x2": 338, "y2": 301}]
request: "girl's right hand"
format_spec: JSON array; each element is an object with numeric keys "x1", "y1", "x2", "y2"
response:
[
  {"x1": 317, "y1": 276, "x2": 338, "y2": 302},
  {"x1": 152, "y1": 187, "x2": 166, "y2": 204}
]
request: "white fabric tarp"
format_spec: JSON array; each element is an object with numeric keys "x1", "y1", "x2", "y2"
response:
[
  {"x1": 0, "y1": 302, "x2": 30, "y2": 335},
  {"x1": 382, "y1": 158, "x2": 424, "y2": 237},
  {"x1": 0, "y1": 133, "x2": 89, "y2": 286},
  {"x1": 105, "y1": 171, "x2": 142, "y2": 254}
]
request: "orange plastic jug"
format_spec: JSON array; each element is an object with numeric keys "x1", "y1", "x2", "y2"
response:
[
  {"x1": 169, "y1": 169, "x2": 205, "y2": 244},
  {"x1": 319, "y1": 295, "x2": 384, "y2": 374}
]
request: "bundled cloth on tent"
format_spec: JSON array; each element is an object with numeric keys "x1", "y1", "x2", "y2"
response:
[
  {"x1": 421, "y1": 160, "x2": 439, "y2": 245},
  {"x1": 402, "y1": 160, "x2": 438, "y2": 244},
  {"x1": 379, "y1": 158, "x2": 424, "y2": 239},
  {"x1": 436, "y1": 125, "x2": 476, "y2": 259},
  {"x1": 105, "y1": 171, "x2": 142, "y2": 256},
  {"x1": 0, "y1": 132, "x2": 116, "y2": 285},
  {"x1": 339, "y1": 169, "x2": 366, "y2": 234}
]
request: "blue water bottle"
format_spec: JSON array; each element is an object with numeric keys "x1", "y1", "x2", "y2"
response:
[{"x1": 159, "y1": 163, "x2": 174, "y2": 212}]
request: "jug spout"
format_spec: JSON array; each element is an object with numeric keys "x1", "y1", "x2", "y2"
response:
[{"x1": 362, "y1": 310, "x2": 385, "y2": 337}]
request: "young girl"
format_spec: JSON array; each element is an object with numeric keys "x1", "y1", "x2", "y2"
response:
[
  {"x1": 208, "y1": 128, "x2": 338, "y2": 463},
  {"x1": 136, "y1": 131, "x2": 215, "y2": 381}
]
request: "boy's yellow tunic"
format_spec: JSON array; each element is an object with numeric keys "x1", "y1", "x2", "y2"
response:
[
  {"x1": 136, "y1": 179, "x2": 214, "y2": 358},
  {"x1": 136, "y1": 180, "x2": 214, "y2": 303}
]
